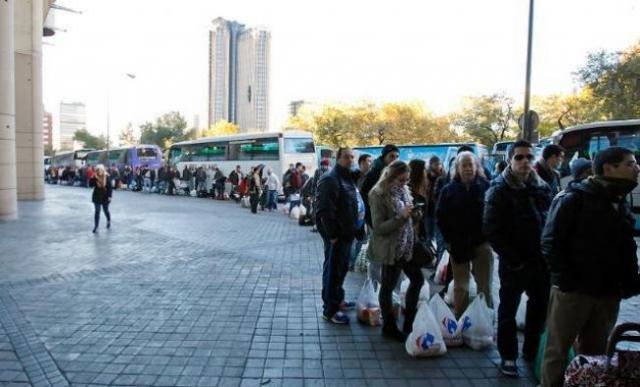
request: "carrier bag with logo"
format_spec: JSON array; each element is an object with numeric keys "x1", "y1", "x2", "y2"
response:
[
  {"x1": 405, "y1": 301, "x2": 447, "y2": 357},
  {"x1": 429, "y1": 293, "x2": 463, "y2": 347},
  {"x1": 434, "y1": 251, "x2": 450, "y2": 285},
  {"x1": 444, "y1": 274, "x2": 478, "y2": 306},
  {"x1": 356, "y1": 278, "x2": 381, "y2": 326},
  {"x1": 458, "y1": 293, "x2": 494, "y2": 350}
]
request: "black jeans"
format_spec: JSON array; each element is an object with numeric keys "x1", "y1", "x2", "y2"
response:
[
  {"x1": 93, "y1": 202, "x2": 111, "y2": 229},
  {"x1": 250, "y1": 192, "x2": 260, "y2": 213},
  {"x1": 380, "y1": 259, "x2": 424, "y2": 329},
  {"x1": 319, "y1": 233, "x2": 353, "y2": 317},
  {"x1": 497, "y1": 260, "x2": 550, "y2": 360}
]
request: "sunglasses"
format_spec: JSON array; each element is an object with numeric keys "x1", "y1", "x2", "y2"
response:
[{"x1": 513, "y1": 154, "x2": 535, "y2": 161}]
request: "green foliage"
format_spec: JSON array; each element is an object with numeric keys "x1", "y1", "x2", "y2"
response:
[
  {"x1": 73, "y1": 128, "x2": 107, "y2": 149},
  {"x1": 139, "y1": 111, "x2": 189, "y2": 149},
  {"x1": 118, "y1": 123, "x2": 138, "y2": 146},
  {"x1": 453, "y1": 93, "x2": 517, "y2": 147},
  {"x1": 202, "y1": 120, "x2": 240, "y2": 137}
]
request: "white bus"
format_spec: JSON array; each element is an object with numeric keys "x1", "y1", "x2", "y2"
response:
[{"x1": 168, "y1": 131, "x2": 317, "y2": 185}]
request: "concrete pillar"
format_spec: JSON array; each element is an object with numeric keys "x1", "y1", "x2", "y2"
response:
[
  {"x1": 0, "y1": 0, "x2": 18, "y2": 220},
  {"x1": 14, "y1": 0, "x2": 44, "y2": 200}
]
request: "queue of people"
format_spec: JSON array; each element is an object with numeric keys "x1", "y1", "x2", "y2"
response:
[{"x1": 313, "y1": 142, "x2": 640, "y2": 387}]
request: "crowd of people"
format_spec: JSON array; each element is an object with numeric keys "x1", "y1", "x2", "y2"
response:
[{"x1": 313, "y1": 142, "x2": 640, "y2": 387}]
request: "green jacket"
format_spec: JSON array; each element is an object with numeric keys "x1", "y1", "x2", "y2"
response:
[{"x1": 367, "y1": 187, "x2": 417, "y2": 266}]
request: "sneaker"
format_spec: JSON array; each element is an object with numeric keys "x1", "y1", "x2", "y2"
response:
[
  {"x1": 339, "y1": 301, "x2": 356, "y2": 311},
  {"x1": 499, "y1": 360, "x2": 519, "y2": 378},
  {"x1": 323, "y1": 311, "x2": 350, "y2": 325}
]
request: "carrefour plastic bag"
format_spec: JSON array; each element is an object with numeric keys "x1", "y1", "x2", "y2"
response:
[
  {"x1": 399, "y1": 278, "x2": 430, "y2": 309},
  {"x1": 458, "y1": 293, "x2": 494, "y2": 350},
  {"x1": 516, "y1": 293, "x2": 528, "y2": 331},
  {"x1": 444, "y1": 274, "x2": 478, "y2": 306},
  {"x1": 357, "y1": 279, "x2": 381, "y2": 326},
  {"x1": 405, "y1": 302, "x2": 447, "y2": 357},
  {"x1": 434, "y1": 251, "x2": 450, "y2": 285},
  {"x1": 429, "y1": 293, "x2": 463, "y2": 347}
]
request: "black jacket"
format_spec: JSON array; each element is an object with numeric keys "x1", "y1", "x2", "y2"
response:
[
  {"x1": 541, "y1": 178, "x2": 640, "y2": 299},
  {"x1": 437, "y1": 176, "x2": 490, "y2": 263},
  {"x1": 534, "y1": 160, "x2": 561, "y2": 196},
  {"x1": 90, "y1": 175, "x2": 113, "y2": 204},
  {"x1": 359, "y1": 157, "x2": 386, "y2": 227},
  {"x1": 483, "y1": 167, "x2": 552, "y2": 269},
  {"x1": 315, "y1": 164, "x2": 363, "y2": 240}
]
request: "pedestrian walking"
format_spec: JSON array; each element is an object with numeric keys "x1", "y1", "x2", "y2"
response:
[{"x1": 90, "y1": 164, "x2": 113, "y2": 233}]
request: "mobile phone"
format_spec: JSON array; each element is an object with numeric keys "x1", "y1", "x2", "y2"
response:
[{"x1": 414, "y1": 202, "x2": 425, "y2": 210}]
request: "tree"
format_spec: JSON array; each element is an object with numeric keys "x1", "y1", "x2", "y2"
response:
[
  {"x1": 201, "y1": 120, "x2": 240, "y2": 138},
  {"x1": 119, "y1": 123, "x2": 138, "y2": 146},
  {"x1": 73, "y1": 128, "x2": 107, "y2": 149},
  {"x1": 139, "y1": 111, "x2": 189, "y2": 149},
  {"x1": 44, "y1": 144, "x2": 54, "y2": 157},
  {"x1": 454, "y1": 93, "x2": 517, "y2": 147},
  {"x1": 575, "y1": 41, "x2": 640, "y2": 119},
  {"x1": 531, "y1": 91, "x2": 602, "y2": 137}
]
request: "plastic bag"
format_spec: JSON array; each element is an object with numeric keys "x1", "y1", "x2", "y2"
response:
[
  {"x1": 458, "y1": 293, "x2": 494, "y2": 350},
  {"x1": 405, "y1": 302, "x2": 447, "y2": 357},
  {"x1": 516, "y1": 293, "x2": 528, "y2": 331},
  {"x1": 429, "y1": 293, "x2": 463, "y2": 347},
  {"x1": 368, "y1": 260, "x2": 382, "y2": 286},
  {"x1": 444, "y1": 274, "x2": 477, "y2": 306},
  {"x1": 399, "y1": 278, "x2": 430, "y2": 309},
  {"x1": 289, "y1": 206, "x2": 300, "y2": 219},
  {"x1": 357, "y1": 279, "x2": 381, "y2": 326},
  {"x1": 241, "y1": 196, "x2": 250, "y2": 208},
  {"x1": 434, "y1": 251, "x2": 450, "y2": 285},
  {"x1": 299, "y1": 205, "x2": 307, "y2": 217},
  {"x1": 354, "y1": 244, "x2": 368, "y2": 273}
]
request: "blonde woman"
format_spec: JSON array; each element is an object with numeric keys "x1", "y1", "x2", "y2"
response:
[
  {"x1": 90, "y1": 164, "x2": 113, "y2": 233},
  {"x1": 435, "y1": 151, "x2": 493, "y2": 318},
  {"x1": 367, "y1": 160, "x2": 423, "y2": 341}
]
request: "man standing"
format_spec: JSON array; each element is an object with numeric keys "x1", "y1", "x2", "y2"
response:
[
  {"x1": 316, "y1": 147, "x2": 365, "y2": 324},
  {"x1": 540, "y1": 147, "x2": 640, "y2": 387},
  {"x1": 360, "y1": 144, "x2": 400, "y2": 227},
  {"x1": 354, "y1": 153, "x2": 372, "y2": 189},
  {"x1": 484, "y1": 140, "x2": 552, "y2": 378},
  {"x1": 534, "y1": 144, "x2": 565, "y2": 195}
]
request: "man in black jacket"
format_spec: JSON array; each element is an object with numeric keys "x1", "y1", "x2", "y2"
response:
[
  {"x1": 540, "y1": 147, "x2": 640, "y2": 387},
  {"x1": 484, "y1": 140, "x2": 552, "y2": 378},
  {"x1": 360, "y1": 144, "x2": 400, "y2": 227},
  {"x1": 316, "y1": 147, "x2": 365, "y2": 324},
  {"x1": 534, "y1": 144, "x2": 565, "y2": 196}
]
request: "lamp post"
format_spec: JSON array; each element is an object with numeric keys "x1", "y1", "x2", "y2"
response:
[
  {"x1": 106, "y1": 73, "x2": 136, "y2": 160},
  {"x1": 523, "y1": 0, "x2": 535, "y2": 142}
]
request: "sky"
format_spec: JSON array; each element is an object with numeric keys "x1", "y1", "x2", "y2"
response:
[{"x1": 43, "y1": 0, "x2": 640, "y2": 147}]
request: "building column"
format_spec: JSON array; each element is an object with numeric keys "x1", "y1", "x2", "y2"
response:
[
  {"x1": 14, "y1": 0, "x2": 44, "y2": 201},
  {"x1": 0, "y1": 0, "x2": 18, "y2": 220}
]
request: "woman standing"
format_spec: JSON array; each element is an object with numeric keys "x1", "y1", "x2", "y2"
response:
[
  {"x1": 90, "y1": 164, "x2": 113, "y2": 233},
  {"x1": 436, "y1": 151, "x2": 493, "y2": 318},
  {"x1": 248, "y1": 166, "x2": 263, "y2": 214},
  {"x1": 367, "y1": 160, "x2": 423, "y2": 341}
]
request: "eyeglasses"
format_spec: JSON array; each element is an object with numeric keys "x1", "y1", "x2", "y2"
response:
[{"x1": 513, "y1": 154, "x2": 535, "y2": 161}]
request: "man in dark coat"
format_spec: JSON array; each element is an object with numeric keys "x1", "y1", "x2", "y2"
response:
[{"x1": 534, "y1": 144, "x2": 564, "y2": 196}]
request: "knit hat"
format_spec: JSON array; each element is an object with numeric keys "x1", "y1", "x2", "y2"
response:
[
  {"x1": 381, "y1": 144, "x2": 400, "y2": 159},
  {"x1": 570, "y1": 158, "x2": 592, "y2": 179}
]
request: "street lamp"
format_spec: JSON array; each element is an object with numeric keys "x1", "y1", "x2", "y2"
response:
[
  {"x1": 106, "y1": 73, "x2": 136, "y2": 159},
  {"x1": 522, "y1": 0, "x2": 535, "y2": 142}
]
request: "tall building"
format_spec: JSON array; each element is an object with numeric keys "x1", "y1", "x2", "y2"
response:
[
  {"x1": 43, "y1": 111, "x2": 53, "y2": 150},
  {"x1": 208, "y1": 18, "x2": 270, "y2": 133},
  {"x1": 59, "y1": 101, "x2": 86, "y2": 150}
]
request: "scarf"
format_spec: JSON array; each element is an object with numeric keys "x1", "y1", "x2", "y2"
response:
[{"x1": 391, "y1": 185, "x2": 414, "y2": 262}]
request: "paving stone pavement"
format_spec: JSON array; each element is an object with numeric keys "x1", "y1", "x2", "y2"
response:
[{"x1": 0, "y1": 185, "x2": 637, "y2": 387}]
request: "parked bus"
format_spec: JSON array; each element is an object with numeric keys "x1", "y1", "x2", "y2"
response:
[
  {"x1": 550, "y1": 119, "x2": 640, "y2": 232},
  {"x1": 85, "y1": 145, "x2": 163, "y2": 170},
  {"x1": 50, "y1": 149, "x2": 94, "y2": 168},
  {"x1": 316, "y1": 145, "x2": 336, "y2": 168},
  {"x1": 353, "y1": 142, "x2": 491, "y2": 173},
  {"x1": 168, "y1": 131, "x2": 317, "y2": 184}
]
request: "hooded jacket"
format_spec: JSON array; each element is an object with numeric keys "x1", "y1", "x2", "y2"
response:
[
  {"x1": 541, "y1": 177, "x2": 640, "y2": 298},
  {"x1": 483, "y1": 166, "x2": 552, "y2": 269}
]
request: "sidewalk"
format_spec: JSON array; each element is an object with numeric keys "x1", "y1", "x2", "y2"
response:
[{"x1": 0, "y1": 185, "x2": 636, "y2": 386}]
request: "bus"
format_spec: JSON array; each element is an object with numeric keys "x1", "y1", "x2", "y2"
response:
[
  {"x1": 353, "y1": 142, "x2": 491, "y2": 174},
  {"x1": 550, "y1": 119, "x2": 640, "y2": 232},
  {"x1": 316, "y1": 145, "x2": 336, "y2": 168},
  {"x1": 50, "y1": 149, "x2": 94, "y2": 168},
  {"x1": 168, "y1": 131, "x2": 317, "y2": 183},
  {"x1": 85, "y1": 145, "x2": 163, "y2": 170}
]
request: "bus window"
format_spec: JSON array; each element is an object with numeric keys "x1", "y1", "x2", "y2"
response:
[
  {"x1": 137, "y1": 147, "x2": 158, "y2": 160},
  {"x1": 169, "y1": 147, "x2": 183, "y2": 164},
  {"x1": 284, "y1": 138, "x2": 315, "y2": 153},
  {"x1": 588, "y1": 135, "x2": 611, "y2": 160}
]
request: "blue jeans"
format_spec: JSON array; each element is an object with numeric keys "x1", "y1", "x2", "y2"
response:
[
  {"x1": 426, "y1": 215, "x2": 446, "y2": 263},
  {"x1": 93, "y1": 202, "x2": 110, "y2": 229},
  {"x1": 143, "y1": 178, "x2": 152, "y2": 192},
  {"x1": 320, "y1": 233, "x2": 352, "y2": 317},
  {"x1": 267, "y1": 190, "x2": 278, "y2": 210}
]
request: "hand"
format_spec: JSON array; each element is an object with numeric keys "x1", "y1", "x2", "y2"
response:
[{"x1": 399, "y1": 205, "x2": 413, "y2": 219}]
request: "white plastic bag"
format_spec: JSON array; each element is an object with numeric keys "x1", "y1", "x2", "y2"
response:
[
  {"x1": 367, "y1": 260, "x2": 382, "y2": 286},
  {"x1": 434, "y1": 251, "x2": 450, "y2": 285},
  {"x1": 516, "y1": 293, "x2": 528, "y2": 331},
  {"x1": 399, "y1": 278, "x2": 430, "y2": 309},
  {"x1": 241, "y1": 196, "x2": 250, "y2": 208},
  {"x1": 356, "y1": 279, "x2": 381, "y2": 326},
  {"x1": 458, "y1": 293, "x2": 494, "y2": 350},
  {"x1": 405, "y1": 302, "x2": 447, "y2": 357},
  {"x1": 299, "y1": 204, "x2": 307, "y2": 217},
  {"x1": 429, "y1": 293, "x2": 463, "y2": 347},
  {"x1": 444, "y1": 274, "x2": 478, "y2": 306},
  {"x1": 289, "y1": 205, "x2": 300, "y2": 219}
]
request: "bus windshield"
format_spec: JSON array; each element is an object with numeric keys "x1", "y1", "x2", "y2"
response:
[
  {"x1": 137, "y1": 147, "x2": 158, "y2": 160},
  {"x1": 284, "y1": 138, "x2": 315, "y2": 154}
]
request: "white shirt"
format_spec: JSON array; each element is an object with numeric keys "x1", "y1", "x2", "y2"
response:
[{"x1": 265, "y1": 174, "x2": 280, "y2": 191}]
